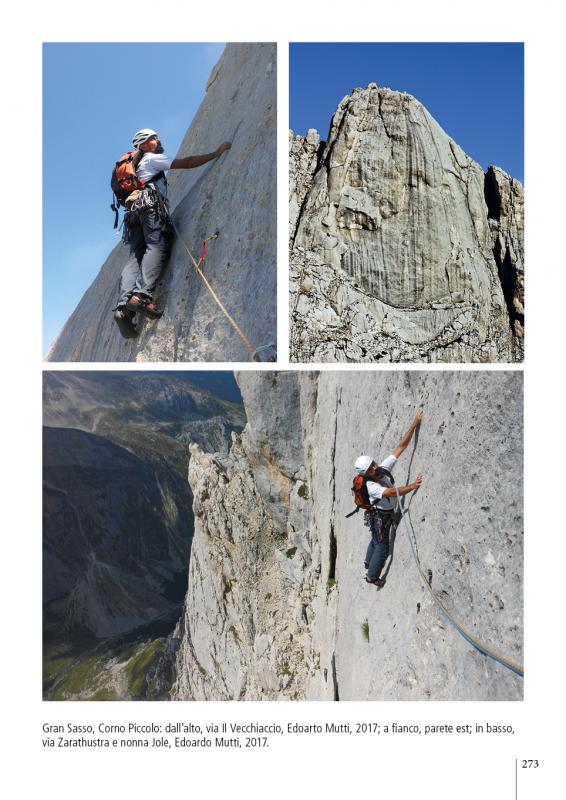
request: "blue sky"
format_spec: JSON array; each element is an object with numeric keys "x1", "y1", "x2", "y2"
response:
[
  {"x1": 43, "y1": 42, "x2": 225, "y2": 354},
  {"x1": 290, "y1": 43, "x2": 523, "y2": 183}
]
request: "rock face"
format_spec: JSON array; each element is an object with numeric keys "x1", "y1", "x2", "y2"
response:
[
  {"x1": 46, "y1": 43, "x2": 276, "y2": 363},
  {"x1": 172, "y1": 371, "x2": 523, "y2": 701},
  {"x1": 289, "y1": 129, "x2": 322, "y2": 239},
  {"x1": 290, "y1": 84, "x2": 524, "y2": 363},
  {"x1": 485, "y1": 166, "x2": 524, "y2": 353}
]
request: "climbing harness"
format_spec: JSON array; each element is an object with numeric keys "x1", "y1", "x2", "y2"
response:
[
  {"x1": 168, "y1": 217, "x2": 276, "y2": 362},
  {"x1": 394, "y1": 487, "x2": 524, "y2": 678},
  {"x1": 367, "y1": 507, "x2": 396, "y2": 544},
  {"x1": 110, "y1": 150, "x2": 165, "y2": 229}
]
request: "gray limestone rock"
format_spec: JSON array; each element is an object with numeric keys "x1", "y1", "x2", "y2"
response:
[
  {"x1": 46, "y1": 43, "x2": 276, "y2": 363},
  {"x1": 485, "y1": 165, "x2": 524, "y2": 359},
  {"x1": 289, "y1": 129, "x2": 322, "y2": 240},
  {"x1": 290, "y1": 85, "x2": 524, "y2": 363},
  {"x1": 172, "y1": 371, "x2": 523, "y2": 701}
]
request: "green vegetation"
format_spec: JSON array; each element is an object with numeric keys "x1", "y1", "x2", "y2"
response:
[
  {"x1": 362, "y1": 621, "x2": 370, "y2": 642},
  {"x1": 327, "y1": 578, "x2": 336, "y2": 589},
  {"x1": 43, "y1": 643, "x2": 80, "y2": 688},
  {"x1": 297, "y1": 483, "x2": 309, "y2": 499},
  {"x1": 49, "y1": 654, "x2": 108, "y2": 700},
  {"x1": 44, "y1": 615, "x2": 173, "y2": 701},
  {"x1": 281, "y1": 662, "x2": 294, "y2": 685},
  {"x1": 90, "y1": 687, "x2": 119, "y2": 701},
  {"x1": 192, "y1": 653, "x2": 208, "y2": 678},
  {"x1": 124, "y1": 640, "x2": 165, "y2": 698},
  {"x1": 286, "y1": 546, "x2": 297, "y2": 558},
  {"x1": 273, "y1": 529, "x2": 287, "y2": 542},
  {"x1": 228, "y1": 625, "x2": 241, "y2": 645},
  {"x1": 43, "y1": 616, "x2": 99, "y2": 695}
]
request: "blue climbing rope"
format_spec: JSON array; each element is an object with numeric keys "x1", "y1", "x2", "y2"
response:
[{"x1": 395, "y1": 488, "x2": 524, "y2": 678}]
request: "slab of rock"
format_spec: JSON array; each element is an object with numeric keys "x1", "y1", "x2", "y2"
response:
[
  {"x1": 172, "y1": 371, "x2": 523, "y2": 700},
  {"x1": 46, "y1": 43, "x2": 276, "y2": 363},
  {"x1": 290, "y1": 85, "x2": 524, "y2": 363}
]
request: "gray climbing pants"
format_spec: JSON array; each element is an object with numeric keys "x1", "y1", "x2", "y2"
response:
[{"x1": 117, "y1": 206, "x2": 173, "y2": 307}]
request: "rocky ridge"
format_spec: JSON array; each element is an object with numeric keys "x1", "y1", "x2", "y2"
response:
[
  {"x1": 172, "y1": 371, "x2": 523, "y2": 701},
  {"x1": 46, "y1": 43, "x2": 276, "y2": 363},
  {"x1": 290, "y1": 84, "x2": 524, "y2": 363}
]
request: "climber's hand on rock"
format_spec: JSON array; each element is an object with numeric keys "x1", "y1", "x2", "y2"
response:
[
  {"x1": 413, "y1": 474, "x2": 424, "y2": 488},
  {"x1": 414, "y1": 409, "x2": 424, "y2": 425},
  {"x1": 216, "y1": 142, "x2": 232, "y2": 156}
]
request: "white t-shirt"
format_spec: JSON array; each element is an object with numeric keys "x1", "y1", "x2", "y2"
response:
[
  {"x1": 366, "y1": 454, "x2": 397, "y2": 511},
  {"x1": 137, "y1": 153, "x2": 173, "y2": 198}
]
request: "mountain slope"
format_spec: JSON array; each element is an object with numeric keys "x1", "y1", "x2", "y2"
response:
[{"x1": 43, "y1": 371, "x2": 245, "y2": 699}]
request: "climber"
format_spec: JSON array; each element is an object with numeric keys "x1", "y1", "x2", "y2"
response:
[
  {"x1": 113, "y1": 129, "x2": 232, "y2": 338},
  {"x1": 355, "y1": 410, "x2": 424, "y2": 588}
]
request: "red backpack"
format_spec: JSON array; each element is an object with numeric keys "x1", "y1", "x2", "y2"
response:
[
  {"x1": 110, "y1": 151, "x2": 145, "y2": 227},
  {"x1": 345, "y1": 467, "x2": 394, "y2": 518}
]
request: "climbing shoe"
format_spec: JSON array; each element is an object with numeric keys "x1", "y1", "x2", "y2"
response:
[
  {"x1": 365, "y1": 576, "x2": 385, "y2": 589},
  {"x1": 114, "y1": 306, "x2": 138, "y2": 339},
  {"x1": 126, "y1": 293, "x2": 163, "y2": 319}
]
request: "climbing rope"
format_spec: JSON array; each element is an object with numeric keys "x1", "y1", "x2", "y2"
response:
[
  {"x1": 168, "y1": 218, "x2": 275, "y2": 361},
  {"x1": 394, "y1": 488, "x2": 524, "y2": 678}
]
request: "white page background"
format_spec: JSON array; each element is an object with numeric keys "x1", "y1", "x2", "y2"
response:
[{"x1": 1, "y1": 2, "x2": 563, "y2": 797}]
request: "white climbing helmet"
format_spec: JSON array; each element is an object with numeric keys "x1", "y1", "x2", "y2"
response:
[
  {"x1": 132, "y1": 128, "x2": 158, "y2": 148},
  {"x1": 355, "y1": 455, "x2": 373, "y2": 475}
]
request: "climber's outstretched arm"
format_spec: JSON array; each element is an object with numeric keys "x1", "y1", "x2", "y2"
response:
[
  {"x1": 392, "y1": 409, "x2": 423, "y2": 458},
  {"x1": 382, "y1": 474, "x2": 423, "y2": 498},
  {"x1": 170, "y1": 142, "x2": 231, "y2": 170}
]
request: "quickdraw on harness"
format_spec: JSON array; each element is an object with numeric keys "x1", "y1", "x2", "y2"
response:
[
  {"x1": 345, "y1": 467, "x2": 395, "y2": 518},
  {"x1": 110, "y1": 150, "x2": 166, "y2": 229},
  {"x1": 168, "y1": 216, "x2": 277, "y2": 363},
  {"x1": 118, "y1": 184, "x2": 171, "y2": 246},
  {"x1": 394, "y1": 487, "x2": 524, "y2": 678}
]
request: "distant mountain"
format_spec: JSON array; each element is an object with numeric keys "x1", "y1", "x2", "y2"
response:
[
  {"x1": 43, "y1": 426, "x2": 192, "y2": 635},
  {"x1": 43, "y1": 371, "x2": 243, "y2": 475},
  {"x1": 43, "y1": 370, "x2": 245, "y2": 700}
]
